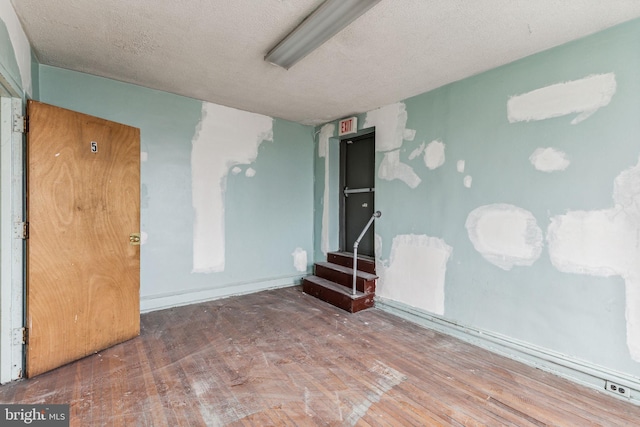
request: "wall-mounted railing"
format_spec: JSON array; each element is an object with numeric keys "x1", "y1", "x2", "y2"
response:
[{"x1": 352, "y1": 211, "x2": 381, "y2": 295}]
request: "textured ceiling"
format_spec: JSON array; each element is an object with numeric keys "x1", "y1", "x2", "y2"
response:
[{"x1": 11, "y1": 0, "x2": 640, "y2": 125}]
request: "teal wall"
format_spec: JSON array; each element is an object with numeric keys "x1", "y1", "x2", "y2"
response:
[
  {"x1": 39, "y1": 66, "x2": 314, "y2": 310},
  {"x1": 30, "y1": 52, "x2": 38, "y2": 100},
  {"x1": 315, "y1": 19, "x2": 640, "y2": 377}
]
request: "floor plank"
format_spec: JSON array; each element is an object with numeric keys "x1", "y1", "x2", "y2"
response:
[{"x1": 1, "y1": 286, "x2": 639, "y2": 426}]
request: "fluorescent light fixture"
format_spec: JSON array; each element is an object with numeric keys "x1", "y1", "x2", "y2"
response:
[{"x1": 265, "y1": 0, "x2": 383, "y2": 69}]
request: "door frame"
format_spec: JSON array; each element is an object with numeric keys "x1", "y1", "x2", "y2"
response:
[
  {"x1": 0, "y1": 67, "x2": 25, "y2": 383},
  {"x1": 338, "y1": 129, "x2": 375, "y2": 254}
]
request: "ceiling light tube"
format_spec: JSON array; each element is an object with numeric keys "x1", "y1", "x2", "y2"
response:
[{"x1": 265, "y1": 0, "x2": 383, "y2": 69}]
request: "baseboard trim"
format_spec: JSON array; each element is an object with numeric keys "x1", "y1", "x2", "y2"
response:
[
  {"x1": 375, "y1": 296, "x2": 640, "y2": 405},
  {"x1": 140, "y1": 273, "x2": 307, "y2": 313}
]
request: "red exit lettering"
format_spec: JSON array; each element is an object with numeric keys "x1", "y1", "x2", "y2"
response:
[{"x1": 338, "y1": 117, "x2": 358, "y2": 136}]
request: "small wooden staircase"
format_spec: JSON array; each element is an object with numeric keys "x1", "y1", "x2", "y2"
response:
[{"x1": 303, "y1": 251, "x2": 377, "y2": 313}]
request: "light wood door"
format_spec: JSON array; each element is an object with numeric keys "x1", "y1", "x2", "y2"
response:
[{"x1": 26, "y1": 100, "x2": 140, "y2": 377}]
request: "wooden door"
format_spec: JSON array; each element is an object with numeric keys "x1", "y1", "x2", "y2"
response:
[
  {"x1": 26, "y1": 100, "x2": 140, "y2": 377},
  {"x1": 341, "y1": 133, "x2": 375, "y2": 256}
]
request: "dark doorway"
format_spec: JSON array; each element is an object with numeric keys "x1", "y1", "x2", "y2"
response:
[{"x1": 340, "y1": 132, "x2": 375, "y2": 257}]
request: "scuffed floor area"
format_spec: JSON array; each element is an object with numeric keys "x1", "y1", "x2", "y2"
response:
[{"x1": 1, "y1": 286, "x2": 639, "y2": 426}]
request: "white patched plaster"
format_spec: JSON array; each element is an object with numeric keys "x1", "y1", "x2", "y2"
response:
[
  {"x1": 231, "y1": 166, "x2": 242, "y2": 175},
  {"x1": 365, "y1": 102, "x2": 420, "y2": 189},
  {"x1": 547, "y1": 158, "x2": 640, "y2": 361},
  {"x1": 457, "y1": 160, "x2": 465, "y2": 173},
  {"x1": 364, "y1": 102, "x2": 411, "y2": 152},
  {"x1": 378, "y1": 234, "x2": 452, "y2": 315},
  {"x1": 0, "y1": 3, "x2": 32, "y2": 96},
  {"x1": 319, "y1": 123, "x2": 335, "y2": 256},
  {"x1": 403, "y1": 129, "x2": 416, "y2": 141},
  {"x1": 292, "y1": 247, "x2": 307, "y2": 272},
  {"x1": 466, "y1": 204, "x2": 543, "y2": 270},
  {"x1": 379, "y1": 151, "x2": 421, "y2": 189},
  {"x1": 463, "y1": 176, "x2": 473, "y2": 188},
  {"x1": 408, "y1": 142, "x2": 425, "y2": 160},
  {"x1": 140, "y1": 151, "x2": 148, "y2": 162},
  {"x1": 245, "y1": 167, "x2": 256, "y2": 177},
  {"x1": 424, "y1": 140, "x2": 445, "y2": 170},
  {"x1": 507, "y1": 73, "x2": 616, "y2": 125},
  {"x1": 374, "y1": 233, "x2": 383, "y2": 260},
  {"x1": 318, "y1": 123, "x2": 333, "y2": 158},
  {"x1": 140, "y1": 231, "x2": 148, "y2": 245},
  {"x1": 191, "y1": 102, "x2": 273, "y2": 273},
  {"x1": 530, "y1": 147, "x2": 570, "y2": 172}
]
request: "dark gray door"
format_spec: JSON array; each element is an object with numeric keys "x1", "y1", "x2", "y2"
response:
[{"x1": 341, "y1": 133, "x2": 375, "y2": 257}]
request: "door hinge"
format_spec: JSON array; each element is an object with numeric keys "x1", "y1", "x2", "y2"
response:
[
  {"x1": 15, "y1": 222, "x2": 28, "y2": 239},
  {"x1": 13, "y1": 327, "x2": 28, "y2": 345},
  {"x1": 13, "y1": 115, "x2": 27, "y2": 133}
]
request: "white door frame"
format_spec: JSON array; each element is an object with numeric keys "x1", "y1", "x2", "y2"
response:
[{"x1": 0, "y1": 66, "x2": 25, "y2": 383}]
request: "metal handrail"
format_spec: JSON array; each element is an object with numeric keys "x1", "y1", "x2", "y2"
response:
[{"x1": 352, "y1": 211, "x2": 381, "y2": 295}]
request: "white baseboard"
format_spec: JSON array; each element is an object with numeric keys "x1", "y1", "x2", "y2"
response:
[
  {"x1": 140, "y1": 273, "x2": 307, "y2": 313},
  {"x1": 375, "y1": 296, "x2": 640, "y2": 405}
]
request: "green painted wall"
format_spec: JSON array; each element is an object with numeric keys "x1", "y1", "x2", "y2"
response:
[
  {"x1": 315, "y1": 18, "x2": 640, "y2": 377},
  {"x1": 39, "y1": 65, "x2": 314, "y2": 310},
  {"x1": 30, "y1": 52, "x2": 38, "y2": 100}
]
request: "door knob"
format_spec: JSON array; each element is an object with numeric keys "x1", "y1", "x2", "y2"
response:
[{"x1": 129, "y1": 233, "x2": 141, "y2": 245}]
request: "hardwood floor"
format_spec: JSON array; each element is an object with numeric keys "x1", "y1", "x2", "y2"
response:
[{"x1": 1, "y1": 286, "x2": 639, "y2": 426}]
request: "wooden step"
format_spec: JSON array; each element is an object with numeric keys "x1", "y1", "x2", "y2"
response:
[
  {"x1": 302, "y1": 276, "x2": 374, "y2": 313},
  {"x1": 327, "y1": 251, "x2": 376, "y2": 274},
  {"x1": 314, "y1": 261, "x2": 377, "y2": 294}
]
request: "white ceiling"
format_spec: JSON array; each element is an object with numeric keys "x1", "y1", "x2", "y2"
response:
[{"x1": 11, "y1": 0, "x2": 640, "y2": 126}]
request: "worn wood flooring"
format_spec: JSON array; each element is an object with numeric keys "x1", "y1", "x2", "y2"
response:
[{"x1": 1, "y1": 286, "x2": 639, "y2": 426}]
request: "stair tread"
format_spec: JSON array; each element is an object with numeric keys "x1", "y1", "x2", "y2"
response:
[
  {"x1": 303, "y1": 276, "x2": 370, "y2": 299},
  {"x1": 315, "y1": 261, "x2": 378, "y2": 280},
  {"x1": 327, "y1": 252, "x2": 376, "y2": 275}
]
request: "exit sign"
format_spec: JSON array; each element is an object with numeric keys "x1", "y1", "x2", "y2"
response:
[{"x1": 338, "y1": 116, "x2": 358, "y2": 136}]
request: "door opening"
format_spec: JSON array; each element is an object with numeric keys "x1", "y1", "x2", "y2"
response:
[{"x1": 340, "y1": 132, "x2": 375, "y2": 257}]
